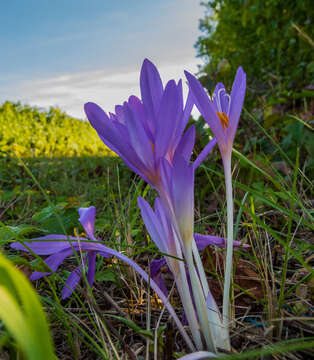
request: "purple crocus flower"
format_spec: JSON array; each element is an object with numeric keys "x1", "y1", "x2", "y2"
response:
[
  {"x1": 11, "y1": 206, "x2": 195, "y2": 350},
  {"x1": 185, "y1": 67, "x2": 246, "y2": 160},
  {"x1": 138, "y1": 196, "x2": 181, "y2": 278},
  {"x1": 84, "y1": 59, "x2": 194, "y2": 189},
  {"x1": 185, "y1": 68, "x2": 246, "y2": 341},
  {"x1": 11, "y1": 206, "x2": 111, "y2": 299}
]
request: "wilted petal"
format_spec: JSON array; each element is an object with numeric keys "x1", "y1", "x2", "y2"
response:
[
  {"x1": 195, "y1": 233, "x2": 250, "y2": 250},
  {"x1": 87, "y1": 251, "x2": 97, "y2": 288},
  {"x1": 29, "y1": 243, "x2": 106, "y2": 281},
  {"x1": 150, "y1": 258, "x2": 166, "y2": 277},
  {"x1": 150, "y1": 258, "x2": 168, "y2": 297},
  {"x1": 153, "y1": 271, "x2": 168, "y2": 298},
  {"x1": 11, "y1": 235, "x2": 87, "y2": 255},
  {"x1": 30, "y1": 247, "x2": 75, "y2": 280},
  {"x1": 194, "y1": 234, "x2": 225, "y2": 250},
  {"x1": 62, "y1": 266, "x2": 82, "y2": 299}
]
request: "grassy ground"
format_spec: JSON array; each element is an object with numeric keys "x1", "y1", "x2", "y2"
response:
[{"x1": 0, "y1": 110, "x2": 313, "y2": 359}]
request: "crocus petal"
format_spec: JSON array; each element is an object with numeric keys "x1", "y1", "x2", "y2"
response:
[
  {"x1": 174, "y1": 125, "x2": 196, "y2": 163},
  {"x1": 194, "y1": 234, "x2": 225, "y2": 250},
  {"x1": 193, "y1": 137, "x2": 217, "y2": 170},
  {"x1": 159, "y1": 158, "x2": 172, "y2": 198},
  {"x1": 185, "y1": 71, "x2": 224, "y2": 146},
  {"x1": 171, "y1": 157, "x2": 194, "y2": 244},
  {"x1": 79, "y1": 207, "x2": 96, "y2": 240},
  {"x1": 194, "y1": 233, "x2": 250, "y2": 250},
  {"x1": 29, "y1": 243, "x2": 109, "y2": 281},
  {"x1": 167, "y1": 79, "x2": 184, "y2": 151},
  {"x1": 30, "y1": 247, "x2": 76, "y2": 280},
  {"x1": 150, "y1": 258, "x2": 166, "y2": 277},
  {"x1": 171, "y1": 88, "x2": 194, "y2": 152},
  {"x1": 181, "y1": 89, "x2": 194, "y2": 134},
  {"x1": 137, "y1": 197, "x2": 166, "y2": 253},
  {"x1": 85, "y1": 102, "x2": 148, "y2": 180},
  {"x1": 140, "y1": 58, "x2": 163, "y2": 124},
  {"x1": 155, "y1": 80, "x2": 179, "y2": 159},
  {"x1": 154, "y1": 198, "x2": 172, "y2": 242},
  {"x1": 152, "y1": 271, "x2": 168, "y2": 298},
  {"x1": 11, "y1": 235, "x2": 87, "y2": 255},
  {"x1": 150, "y1": 258, "x2": 168, "y2": 297},
  {"x1": 62, "y1": 266, "x2": 82, "y2": 299},
  {"x1": 87, "y1": 251, "x2": 97, "y2": 288},
  {"x1": 84, "y1": 102, "x2": 124, "y2": 156},
  {"x1": 123, "y1": 101, "x2": 154, "y2": 168},
  {"x1": 128, "y1": 95, "x2": 153, "y2": 141},
  {"x1": 227, "y1": 66, "x2": 246, "y2": 142}
]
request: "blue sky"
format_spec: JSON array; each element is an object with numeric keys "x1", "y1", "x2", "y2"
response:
[{"x1": 1, "y1": 0, "x2": 204, "y2": 118}]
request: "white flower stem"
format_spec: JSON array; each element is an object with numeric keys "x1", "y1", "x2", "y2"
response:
[
  {"x1": 191, "y1": 240, "x2": 229, "y2": 351},
  {"x1": 222, "y1": 154, "x2": 233, "y2": 344},
  {"x1": 173, "y1": 238, "x2": 203, "y2": 350},
  {"x1": 185, "y1": 247, "x2": 216, "y2": 352},
  {"x1": 176, "y1": 268, "x2": 203, "y2": 350}
]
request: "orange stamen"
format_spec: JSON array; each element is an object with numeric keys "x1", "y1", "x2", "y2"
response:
[
  {"x1": 217, "y1": 112, "x2": 229, "y2": 130},
  {"x1": 150, "y1": 141, "x2": 155, "y2": 152}
]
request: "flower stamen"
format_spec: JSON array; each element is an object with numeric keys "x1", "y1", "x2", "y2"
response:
[{"x1": 217, "y1": 112, "x2": 229, "y2": 130}]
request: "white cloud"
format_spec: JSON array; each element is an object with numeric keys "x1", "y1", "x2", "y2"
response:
[
  {"x1": 5, "y1": 58, "x2": 201, "y2": 119},
  {"x1": 1, "y1": 0, "x2": 205, "y2": 120}
]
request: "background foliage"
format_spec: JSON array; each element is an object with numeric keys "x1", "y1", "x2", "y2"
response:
[
  {"x1": 194, "y1": 0, "x2": 314, "y2": 177},
  {"x1": 0, "y1": 102, "x2": 113, "y2": 158},
  {"x1": 196, "y1": 0, "x2": 314, "y2": 94}
]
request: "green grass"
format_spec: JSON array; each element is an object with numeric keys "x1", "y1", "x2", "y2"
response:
[{"x1": 0, "y1": 103, "x2": 313, "y2": 359}]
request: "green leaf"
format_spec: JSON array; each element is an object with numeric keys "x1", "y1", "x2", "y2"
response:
[
  {"x1": 94, "y1": 268, "x2": 117, "y2": 283},
  {"x1": 0, "y1": 252, "x2": 56, "y2": 360}
]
